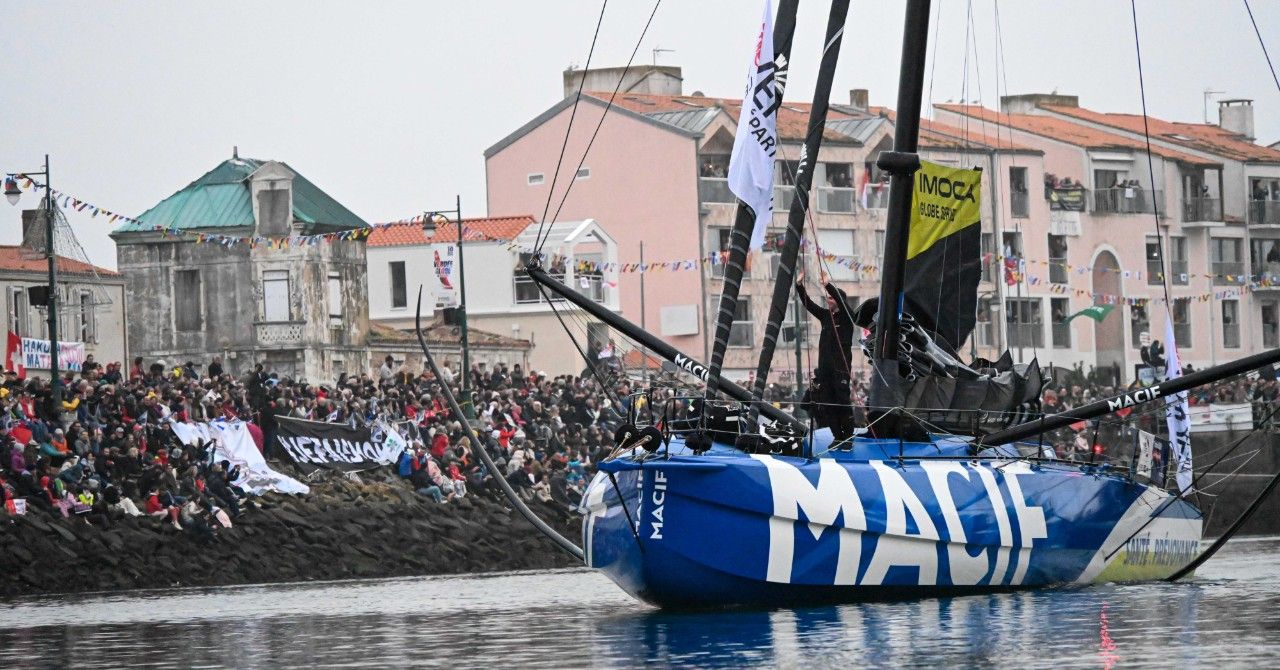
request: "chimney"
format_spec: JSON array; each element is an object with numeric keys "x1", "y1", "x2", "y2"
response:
[
  {"x1": 849, "y1": 88, "x2": 869, "y2": 112},
  {"x1": 1219, "y1": 99, "x2": 1255, "y2": 140},
  {"x1": 1000, "y1": 93, "x2": 1079, "y2": 115}
]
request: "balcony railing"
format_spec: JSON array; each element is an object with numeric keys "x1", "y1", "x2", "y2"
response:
[
  {"x1": 256, "y1": 321, "x2": 305, "y2": 346},
  {"x1": 1253, "y1": 262, "x2": 1280, "y2": 289},
  {"x1": 1049, "y1": 258, "x2": 1068, "y2": 284},
  {"x1": 817, "y1": 186, "x2": 856, "y2": 214},
  {"x1": 1182, "y1": 197, "x2": 1223, "y2": 223},
  {"x1": 576, "y1": 275, "x2": 605, "y2": 302},
  {"x1": 699, "y1": 177, "x2": 736, "y2": 204},
  {"x1": 864, "y1": 184, "x2": 890, "y2": 210},
  {"x1": 1051, "y1": 322, "x2": 1072, "y2": 348},
  {"x1": 1147, "y1": 259, "x2": 1189, "y2": 285},
  {"x1": 1092, "y1": 187, "x2": 1163, "y2": 215},
  {"x1": 1250, "y1": 199, "x2": 1280, "y2": 227},
  {"x1": 1006, "y1": 322, "x2": 1044, "y2": 349},
  {"x1": 1010, "y1": 191, "x2": 1030, "y2": 218},
  {"x1": 1212, "y1": 261, "x2": 1245, "y2": 285}
]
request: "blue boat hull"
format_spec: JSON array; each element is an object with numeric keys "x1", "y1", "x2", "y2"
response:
[{"x1": 582, "y1": 438, "x2": 1202, "y2": 609}]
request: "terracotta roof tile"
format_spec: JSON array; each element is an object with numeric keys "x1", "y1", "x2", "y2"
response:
[
  {"x1": 878, "y1": 109, "x2": 1039, "y2": 152},
  {"x1": 935, "y1": 104, "x2": 1221, "y2": 166},
  {"x1": 0, "y1": 246, "x2": 119, "y2": 277},
  {"x1": 595, "y1": 92, "x2": 856, "y2": 143},
  {"x1": 367, "y1": 215, "x2": 536, "y2": 247},
  {"x1": 1040, "y1": 104, "x2": 1280, "y2": 163}
]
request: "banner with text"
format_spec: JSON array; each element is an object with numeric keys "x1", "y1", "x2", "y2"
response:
[
  {"x1": 21, "y1": 337, "x2": 85, "y2": 372},
  {"x1": 276, "y1": 416, "x2": 405, "y2": 473}
]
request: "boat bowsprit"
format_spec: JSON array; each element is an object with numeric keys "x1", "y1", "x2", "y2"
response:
[{"x1": 580, "y1": 434, "x2": 1201, "y2": 609}]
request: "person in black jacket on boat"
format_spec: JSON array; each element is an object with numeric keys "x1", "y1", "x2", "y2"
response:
[{"x1": 795, "y1": 270, "x2": 856, "y2": 441}]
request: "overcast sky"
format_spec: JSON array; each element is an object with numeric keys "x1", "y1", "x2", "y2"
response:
[{"x1": 2, "y1": 0, "x2": 1277, "y2": 269}]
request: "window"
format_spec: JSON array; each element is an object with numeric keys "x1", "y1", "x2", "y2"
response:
[
  {"x1": 1005, "y1": 298, "x2": 1043, "y2": 348},
  {"x1": 1050, "y1": 298, "x2": 1071, "y2": 348},
  {"x1": 174, "y1": 269, "x2": 202, "y2": 332},
  {"x1": 1130, "y1": 302, "x2": 1150, "y2": 348},
  {"x1": 257, "y1": 188, "x2": 290, "y2": 236},
  {"x1": 1211, "y1": 238, "x2": 1244, "y2": 285},
  {"x1": 728, "y1": 296, "x2": 753, "y2": 347},
  {"x1": 262, "y1": 270, "x2": 291, "y2": 322},
  {"x1": 816, "y1": 229, "x2": 857, "y2": 281},
  {"x1": 1263, "y1": 302, "x2": 1279, "y2": 349},
  {"x1": 389, "y1": 261, "x2": 407, "y2": 309},
  {"x1": 1222, "y1": 300, "x2": 1240, "y2": 348},
  {"x1": 1252, "y1": 238, "x2": 1280, "y2": 284},
  {"x1": 1001, "y1": 231, "x2": 1023, "y2": 257},
  {"x1": 78, "y1": 290, "x2": 96, "y2": 344},
  {"x1": 1145, "y1": 238, "x2": 1188, "y2": 285},
  {"x1": 328, "y1": 273, "x2": 342, "y2": 321},
  {"x1": 9, "y1": 287, "x2": 26, "y2": 338},
  {"x1": 527, "y1": 173, "x2": 545, "y2": 186},
  {"x1": 575, "y1": 167, "x2": 591, "y2": 180},
  {"x1": 975, "y1": 296, "x2": 996, "y2": 348},
  {"x1": 1009, "y1": 167, "x2": 1030, "y2": 218},
  {"x1": 1172, "y1": 298, "x2": 1192, "y2": 348},
  {"x1": 1048, "y1": 235, "x2": 1068, "y2": 284}
]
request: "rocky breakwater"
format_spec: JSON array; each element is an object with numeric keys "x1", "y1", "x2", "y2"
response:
[{"x1": 0, "y1": 477, "x2": 583, "y2": 598}]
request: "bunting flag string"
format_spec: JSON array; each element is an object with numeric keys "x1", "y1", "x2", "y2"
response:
[{"x1": 8, "y1": 173, "x2": 1279, "y2": 304}]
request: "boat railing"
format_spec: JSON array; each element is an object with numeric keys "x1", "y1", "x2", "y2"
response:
[{"x1": 618, "y1": 389, "x2": 1194, "y2": 489}]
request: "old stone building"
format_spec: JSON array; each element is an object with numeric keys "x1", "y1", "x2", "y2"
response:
[{"x1": 111, "y1": 155, "x2": 370, "y2": 381}]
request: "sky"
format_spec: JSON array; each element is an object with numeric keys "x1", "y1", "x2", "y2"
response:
[{"x1": 2, "y1": 0, "x2": 1277, "y2": 270}]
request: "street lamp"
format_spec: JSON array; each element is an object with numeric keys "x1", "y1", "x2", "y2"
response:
[
  {"x1": 5, "y1": 155, "x2": 62, "y2": 413},
  {"x1": 422, "y1": 195, "x2": 472, "y2": 418}
]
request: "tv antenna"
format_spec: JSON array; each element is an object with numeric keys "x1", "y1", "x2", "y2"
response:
[
  {"x1": 1203, "y1": 88, "x2": 1225, "y2": 124},
  {"x1": 652, "y1": 47, "x2": 675, "y2": 65}
]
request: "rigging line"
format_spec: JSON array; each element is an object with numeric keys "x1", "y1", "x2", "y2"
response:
[
  {"x1": 1243, "y1": 0, "x2": 1280, "y2": 94},
  {"x1": 547, "y1": 0, "x2": 663, "y2": 229},
  {"x1": 538, "y1": 283, "x2": 624, "y2": 409},
  {"x1": 1129, "y1": 0, "x2": 1174, "y2": 313},
  {"x1": 925, "y1": 0, "x2": 943, "y2": 120},
  {"x1": 534, "y1": 0, "x2": 610, "y2": 254}
]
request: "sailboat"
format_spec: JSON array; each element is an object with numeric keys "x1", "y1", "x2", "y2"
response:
[{"x1": 416, "y1": 0, "x2": 1280, "y2": 609}]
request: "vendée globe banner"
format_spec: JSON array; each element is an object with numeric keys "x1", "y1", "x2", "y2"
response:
[{"x1": 275, "y1": 416, "x2": 405, "y2": 473}]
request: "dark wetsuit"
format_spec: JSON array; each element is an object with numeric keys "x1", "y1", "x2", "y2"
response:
[{"x1": 796, "y1": 282, "x2": 856, "y2": 441}]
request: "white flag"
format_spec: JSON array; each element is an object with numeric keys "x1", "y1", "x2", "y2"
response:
[
  {"x1": 1163, "y1": 319, "x2": 1193, "y2": 494},
  {"x1": 729, "y1": 0, "x2": 781, "y2": 250}
]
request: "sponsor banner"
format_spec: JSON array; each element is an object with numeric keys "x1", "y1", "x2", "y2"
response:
[
  {"x1": 20, "y1": 337, "x2": 85, "y2": 371},
  {"x1": 431, "y1": 243, "x2": 459, "y2": 308},
  {"x1": 170, "y1": 420, "x2": 310, "y2": 496},
  {"x1": 728, "y1": 0, "x2": 780, "y2": 250},
  {"x1": 276, "y1": 416, "x2": 405, "y2": 473}
]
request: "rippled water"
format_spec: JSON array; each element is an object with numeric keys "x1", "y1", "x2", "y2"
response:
[{"x1": 4, "y1": 538, "x2": 1280, "y2": 668}]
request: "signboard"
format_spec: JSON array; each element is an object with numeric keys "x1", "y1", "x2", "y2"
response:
[
  {"x1": 431, "y1": 243, "x2": 459, "y2": 309},
  {"x1": 1133, "y1": 430, "x2": 1169, "y2": 487},
  {"x1": 20, "y1": 337, "x2": 85, "y2": 371}
]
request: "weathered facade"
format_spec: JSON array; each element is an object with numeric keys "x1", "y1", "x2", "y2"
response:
[{"x1": 111, "y1": 156, "x2": 370, "y2": 382}]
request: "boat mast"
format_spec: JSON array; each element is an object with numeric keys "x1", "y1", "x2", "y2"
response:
[
  {"x1": 706, "y1": 0, "x2": 799, "y2": 400},
  {"x1": 744, "y1": 0, "x2": 852, "y2": 431},
  {"x1": 868, "y1": 0, "x2": 932, "y2": 434}
]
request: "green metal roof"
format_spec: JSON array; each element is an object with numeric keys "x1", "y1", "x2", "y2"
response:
[{"x1": 114, "y1": 157, "x2": 368, "y2": 234}]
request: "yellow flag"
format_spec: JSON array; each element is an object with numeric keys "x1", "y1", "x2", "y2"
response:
[{"x1": 906, "y1": 160, "x2": 982, "y2": 260}]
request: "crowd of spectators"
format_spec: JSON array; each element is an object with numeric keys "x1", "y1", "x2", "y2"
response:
[{"x1": 3, "y1": 349, "x2": 1278, "y2": 536}]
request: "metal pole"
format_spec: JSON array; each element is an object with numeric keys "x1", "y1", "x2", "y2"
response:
[
  {"x1": 869, "y1": 0, "x2": 932, "y2": 420},
  {"x1": 44, "y1": 154, "x2": 60, "y2": 414},
  {"x1": 639, "y1": 241, "x2": 647, "y2": 331},
  {"x1": 792, "y1": 291, "x2": 804, "y2": 397},
  {"x1": 455, "y1": 194, "x2": 473, "y2": 419}
]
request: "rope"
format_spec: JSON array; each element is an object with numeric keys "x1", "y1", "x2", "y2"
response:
[
  {"x1": 533, "y1": 0, "x2": 609, "y2": 253},
  {"x1": 1129, "y1": 0, "x2": 1174, "y2": 314},
  {"x1": 1243, "y1": 0, "x2": 1280, "y2": 94}
]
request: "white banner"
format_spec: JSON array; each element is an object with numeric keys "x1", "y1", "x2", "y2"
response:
[
  {"x1": 728, "y1": 0, "x2": 781, "y2": 250},
  {"x1": 1135, "y1": 430, "x2": 1155, "y2": 481},
  {"x1": 22, "y1": 337, "x2": 85, "y2": 371},
  {"x1": 171, "y1": 420, "x2": 310, "y2": 496},
  {"x1": 431, "y1": 243, "x2": 459, "y2": 308},
  {"x1": 1163, "y1": 320, "x2": 1193, "y2": 494}
]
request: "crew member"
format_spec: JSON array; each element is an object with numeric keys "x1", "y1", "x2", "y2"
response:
[{"x1": 795, "y1": 270, "x2": 856, "y2": 441}]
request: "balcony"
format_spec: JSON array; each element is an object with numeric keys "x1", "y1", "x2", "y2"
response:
[
  {"x1": 1092, "y1": 187, "x2": 1163, "y2": 215},
  {"x1": 1010, "y1": 191, "x2": 1030, "y2": 218},
  {"x1": 576, "y1": 275, "x2": 605, "y2": 303},
  {"x1": 1048, "y1": 258, "x2": 1068, "y2": 284},
  {"x1": 1212, "y1": 261, "x2": 1245, "y2": 285},
  {"x1": 1051, "y1": 322, "x2": 1071, "y2": 348},
  {"x1": 1253, "y1": 261, "x2": 1280, "y2": 290},
  {"x1": 817, "y1": 186, "x2": 856, "y2": 214},
  {"x1": 864, "y1": 184, "x2": 890, "y2": 210},
  {"x1": 1250, "y1": 199, "x2": 1280, "y2": 227},
  {"x1": 1182, "y1": 197, "x2": 1223, "y2": 225},
  {"x1": 699, "y1": 177, "x2": 736, "y2": 204},
  {"x1": 256, "y1": 321, "x2": 305, "y2": 346}
]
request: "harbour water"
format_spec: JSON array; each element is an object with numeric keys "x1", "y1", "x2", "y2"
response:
[{"x1": 3, "y1": 537, "x2": 1280, "y2": 669}]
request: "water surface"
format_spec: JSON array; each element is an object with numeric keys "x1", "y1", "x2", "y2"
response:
[{"x1": 4, "y1": 538, "x2": 1280, "y2": 668}]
